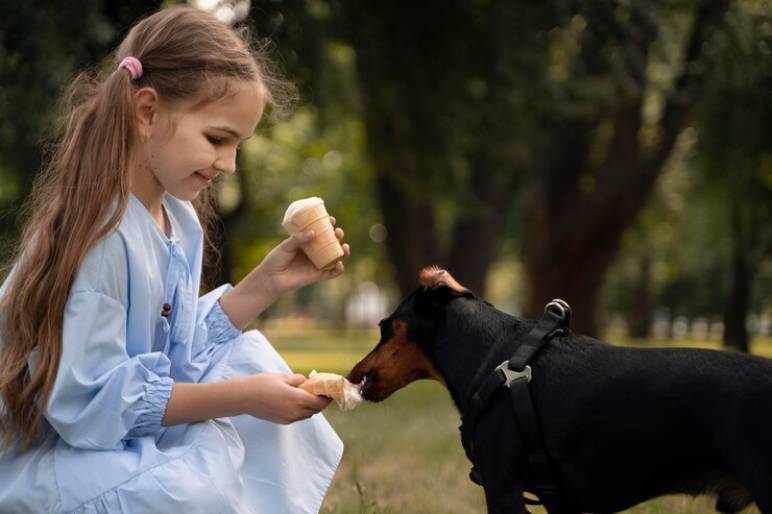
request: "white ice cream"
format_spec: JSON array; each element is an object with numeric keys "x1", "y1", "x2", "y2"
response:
[
  {"x1": 306, "y1": 369, "x2": 363, "y2": 411},
  {"x1": 339, "y1": 381, "x2": 363, "y2": 412},
  {"x1": 282, "y1": 196, "x2": 325, "y2": 229}
]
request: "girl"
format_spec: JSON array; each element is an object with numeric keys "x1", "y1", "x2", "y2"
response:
[{"x1": 0, "y1": 6, "x2": 349, "y2": 513}]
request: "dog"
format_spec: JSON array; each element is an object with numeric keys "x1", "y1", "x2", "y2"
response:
[{"x1": 347, "y1": 267, "x2": 772, "y2": 514}]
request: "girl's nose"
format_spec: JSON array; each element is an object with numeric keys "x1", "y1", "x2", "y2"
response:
[{"x1": 213, "y1": 150, "x2": 237, "y2": 175}]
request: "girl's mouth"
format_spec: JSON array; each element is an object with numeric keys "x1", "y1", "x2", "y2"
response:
[{"x1": 193, "y1": 172, "x2": 212, "y2": 185}]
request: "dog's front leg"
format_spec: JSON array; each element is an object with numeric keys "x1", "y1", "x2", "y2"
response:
[{"x1": 473, "y1": 401, "x2": 528, "y2": 514}]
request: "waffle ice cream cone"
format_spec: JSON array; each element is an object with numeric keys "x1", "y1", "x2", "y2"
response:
[
  {"x1": 282, "y1": 197, "x2": 344, "y2": 271},
  {"x1": 299, "y1": 370, "x2": 362, "y2": 411}
]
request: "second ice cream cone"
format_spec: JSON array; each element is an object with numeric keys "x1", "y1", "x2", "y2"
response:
[
  {"x1": 282, "y1": 197, "x2": 344, "y2": 270},
  {"x1": 282, "y1": 202, "x2": 329, "y2": 233}
]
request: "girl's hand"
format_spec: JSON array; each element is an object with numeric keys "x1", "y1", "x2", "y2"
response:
[
  {"x1": 236, "y1": 373, "x2": 332, "y2": 424},
  {"x1": 218, "y1": 217, "x2": 350, "y2": 329},
  {"x1": 259, "y1": 216, "x2": 350, "y2": 299}
]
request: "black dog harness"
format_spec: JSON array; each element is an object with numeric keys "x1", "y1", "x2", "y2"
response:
[{"x1": 459, "y1": 299, "x2": 571, "y2": 510}]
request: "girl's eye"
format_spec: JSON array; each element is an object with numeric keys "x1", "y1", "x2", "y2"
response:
[{"x1": 206, "y1": 135, "x2": 222, "y2": 145}]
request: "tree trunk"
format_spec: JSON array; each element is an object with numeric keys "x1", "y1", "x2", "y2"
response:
[
  {"x1": 446, "y1": 149, "x2": 510, "y2": 295},
  {"x1": 723, "y1": 199, "x2": 750, "y2": 352},
  {"x1": 628, "y1": 251, "x2": 653, "y2": 339},
  {"x1": 526, "y1": 217, "x2": 624, "y2": 337},
  {"x1": 374, "y1": 171, "x2": 441, "y2": 295},
  {"x1": 341, "y1": 1, "x2": 504, "y2": 296}
]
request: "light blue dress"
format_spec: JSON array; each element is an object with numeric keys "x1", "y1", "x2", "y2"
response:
[{"x1": 0, "y1": 193, "x2": 343, "y2": 513}]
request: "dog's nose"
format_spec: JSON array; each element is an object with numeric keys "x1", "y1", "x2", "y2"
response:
[
  {"x1": 345, "y1": 370, "x2": 360, "y2": 383},
  {"x1": 347, "y1": 363, "x2": 376, "y2": 384}
]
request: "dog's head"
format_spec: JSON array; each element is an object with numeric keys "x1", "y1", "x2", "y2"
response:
[{"x1": 347, "y1": 266, "x2": 474, "y2": 402}]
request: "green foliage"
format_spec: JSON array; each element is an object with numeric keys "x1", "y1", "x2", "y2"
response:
[
  {"x1": 603, "y1": 0, "x2": 772, "y2": 329},
  {"x1": 604, "y1": 162, "x2": 732, "y2": 321},
  {"x1": 0, "y1": 0, "x2": 119, "y2": 259},
  {"x1": 231, "y1": 98, "x2": 388, "y2": 319},
  {"x1": 1, "y1": 0, "x2": 770, "y2": 331},
  {"x1": 691, "y1": 0, "x2": 772, "y2": 259}
]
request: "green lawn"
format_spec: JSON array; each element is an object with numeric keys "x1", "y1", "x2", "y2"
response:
[{"x1": 263, "y1": 326, "x2": 768, "y2": 514}]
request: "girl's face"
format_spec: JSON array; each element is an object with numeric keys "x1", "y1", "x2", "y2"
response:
[{"x1": 137, "y1": 80, "x2": 264, "y2": 203}]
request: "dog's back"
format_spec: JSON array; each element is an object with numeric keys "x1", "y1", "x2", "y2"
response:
[{"x1": 531, "y1": 339, "x2": 771, "y2": 511}]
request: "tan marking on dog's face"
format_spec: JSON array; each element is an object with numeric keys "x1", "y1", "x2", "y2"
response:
[
  {"x1": 419, "y1": 266, "x2": 468, "y2": 294},
  {"x1": 348, "y1": 319, "x2": 446, "y2": 402}
]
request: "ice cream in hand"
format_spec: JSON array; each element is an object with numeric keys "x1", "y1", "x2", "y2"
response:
[
  {"x1": 282, "y1": 197, "x2": 345, "y2": 270},
  {"x1": 299, "y1": 370, "x2": 362, "y2": 411}
]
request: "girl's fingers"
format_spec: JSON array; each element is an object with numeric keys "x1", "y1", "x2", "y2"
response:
[
  {"x1": 296, "y1": 390, "x2": 331, "y2": 412},
  {"x1": 322, "y1": 245, "x2": 348, "y2": 278},
  {"x1": 329, "y1": 216, "x2": 336, "y2": 226},
  {"x1": 287, "y1": 373, "x2": 307, "y2": 387},
  {"x1": 334, "y1": 227, "x2": 344, "y2": 240},
  {"x1": 283, "y1": 230, "x2": 314, "y2": 251},
  {"x1": 298, "y1": 230, "x2": 315, "y2": 243},
  {"x1": 323, "y1": 261, "x2": 344, "y2": 279},
  {"x1": 308, "y1": 395, "x2": 330, "y2": 411}
]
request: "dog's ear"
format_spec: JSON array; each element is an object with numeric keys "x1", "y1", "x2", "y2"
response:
[
  {"x1": 419, "y1": 266, "x2": 469, "y2": 294},
  {"x1": 415, "y1": 266, "x2": 473, "y2": 317}
]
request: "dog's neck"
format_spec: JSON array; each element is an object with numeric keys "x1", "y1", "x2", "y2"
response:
[{"x1": 428, "y1": 299, "x2": 528, "y2": 413}]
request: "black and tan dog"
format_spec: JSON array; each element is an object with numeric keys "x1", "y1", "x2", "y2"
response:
[{"x1": 347, "y1": 267, "x2": 772, "y2": 514}]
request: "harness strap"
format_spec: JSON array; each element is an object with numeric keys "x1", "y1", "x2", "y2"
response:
[
  {"x1": 459, "y1": 299, "x2": 571, "y2": 510},
  {"x1": 509, "y1": 373, "x2": 559, "y2": 505}
]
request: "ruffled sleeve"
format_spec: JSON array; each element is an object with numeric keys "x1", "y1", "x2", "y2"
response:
[
  {"x1": 44, "y1": 290, "x2": 173, "y2": 450},
  {"x1": 196, "y1": 283, "x2": 242, "y2": 346}
]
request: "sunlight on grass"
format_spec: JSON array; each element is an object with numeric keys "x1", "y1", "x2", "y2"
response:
[{"x1": 261, "y1": 326, "x2": 768, "y2": 513}]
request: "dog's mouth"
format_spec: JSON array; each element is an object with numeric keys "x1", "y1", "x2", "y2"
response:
[{"x1": 352, "y1": 369, "x2": 383, "y2": 402}]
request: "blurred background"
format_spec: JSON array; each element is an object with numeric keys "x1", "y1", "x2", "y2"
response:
[{"x1": 1, "y1": 1, "x2": 771, "y2": 512}]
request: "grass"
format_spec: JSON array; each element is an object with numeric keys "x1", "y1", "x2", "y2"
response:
[{"x1": 262, "y1": 324, "x2": 769, "y2": 514}]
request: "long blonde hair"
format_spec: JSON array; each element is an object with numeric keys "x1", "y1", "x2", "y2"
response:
[{"x1": 0, "y1": 5, "x2": 288, "y2": 449}]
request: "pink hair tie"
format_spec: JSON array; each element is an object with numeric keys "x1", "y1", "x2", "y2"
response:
[{"x1": 118, "y1": 56, "x2": 143, "y2": 80}]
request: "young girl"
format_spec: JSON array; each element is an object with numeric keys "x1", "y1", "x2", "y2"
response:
[{"x1": 0, "y1": 6, "x2": 350, "y2": 513}]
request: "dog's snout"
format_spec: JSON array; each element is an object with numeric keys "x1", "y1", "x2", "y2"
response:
[
  {"x1": 346, "y1": 366, "x2": 367, "y2": 384},
  {"x1": 347, "y1": 367, "x2": 376, "y2": 385}
]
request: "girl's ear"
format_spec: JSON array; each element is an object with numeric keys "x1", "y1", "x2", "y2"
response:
[{"x1": 134, "y1": 87, "x2": 160, "y2": 141}]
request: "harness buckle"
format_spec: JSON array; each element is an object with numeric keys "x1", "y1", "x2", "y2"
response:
[
  {"x1": 544, "y1": 298, "x2": 571, "y2": 324},
  {"x1": 495, "y1": 361, "x2": 532, "y2": 386}
]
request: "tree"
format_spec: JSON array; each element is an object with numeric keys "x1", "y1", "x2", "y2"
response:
[
  {"x1": 689, "y1": 0, "x2": 772, "y2": 350},
  {"x1": 338, "y1": 1, "x2": 538, "y2": 296},
  {"x1": 337, "y1": 1, "x2": 733, "y2": 335},
  {"x1": 523, "y1": 0, "x2": 730, "y2": 335},
  {"x1": 0, "y1": 0, "x2": 160, "y2": 263}
]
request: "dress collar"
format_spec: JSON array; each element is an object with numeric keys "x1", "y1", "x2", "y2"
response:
[{"x1": 128, "y1": 192, "x2": 177, "y2": 242}]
